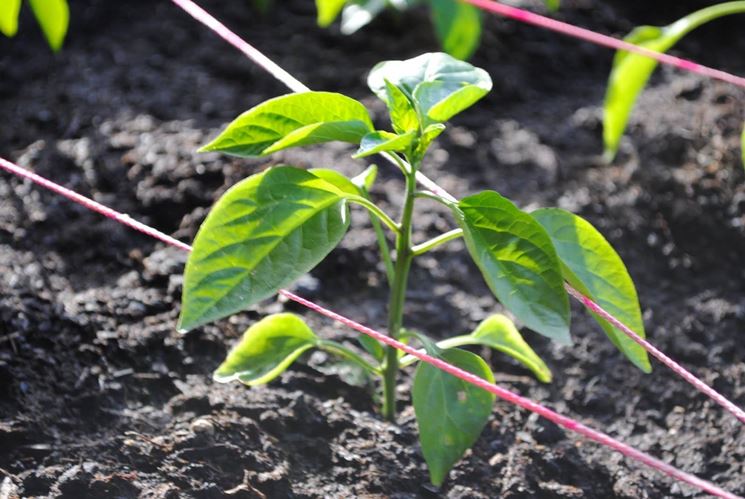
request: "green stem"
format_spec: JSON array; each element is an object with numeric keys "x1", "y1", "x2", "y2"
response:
[
  {"x1": 412, "y1": 228, "x2": 463, "y2": 256},
  {"x1": 360, "y1": 186, "x2": 395, "y2": 285},
  {"x1": 398, "y1": 334, "x2": 473, "y2": 368},
  {"x1": 347, "y1": 195, "x2": 400, "y2": 235},
  {"x1": 381, "y1": 167, "x2": 417, "y2": 422},
  {"x1": 317, "y1": 339, "x2": 382, "y2": 375},
  {"x1": 668, "y1": 1, "x2": 745, "y2": 36}
]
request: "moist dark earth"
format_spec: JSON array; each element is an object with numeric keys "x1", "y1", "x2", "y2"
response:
[{"x1": 1, "y1": 0, "x2": 744, "y2": 497}]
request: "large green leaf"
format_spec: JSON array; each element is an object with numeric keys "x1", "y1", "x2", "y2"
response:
[
  {"x1": 200, "y1": 92, "x2": 373, "y2": 157},
  {"x1": 353, "y1": 130, "x2": 416, "y2": 158},
  {"x1": 532, "y1": 209, "x2": 651, "y2": 372},
  {"x1": 440, "y1": 314, "x2": 552, "y2": 382},
  {"x1": 214, "y1": 313, "x2": 319, "y2": 385},
  {"x1": 413, "y1": 348, "x2": 495, "y2": 486},
  {"x1": 431, "y1": 0, "x2": 482, "y2": 61},
  {"x1": 368, "y1": 52, "x2": 492, "y2": 123},
  {"x1": 28, "y1": 0, "x2": 69, "y2": 52},
  {"x1": 0, "y1": 0, "x2": 21, "y2": 37},
  {"x1": 603, "y1": 2, "x2": 745, "y2": 158},
  {"x1": 455, "y1": 191, "x2": 571, "y2": 344},
  {"x1": 179, "y1": 167, "x2": 350, "y2": 331},
  {"x1": 316, "y1": 0, "x2": 347, "y2": 27}
]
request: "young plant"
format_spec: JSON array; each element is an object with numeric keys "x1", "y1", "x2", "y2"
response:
[
  {"x1": 602, "y1": 1, "x2": 745, "y2": 164},
  {"x1": 0, "y1": 0, "x2": 69, "y2": 51},
  {"x1": 315, "y1": 0, "x2": 558, "y2": 60},
  {"x1": 179, "y1": 52, "x2": 651, "y2": 486}
]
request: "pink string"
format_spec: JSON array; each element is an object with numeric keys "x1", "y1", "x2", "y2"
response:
[
  {"x1": 565, "y1": 284, "x2": 745, "y2": 424},
  {"x1": 279, "y1": 289, "x2": 742, "y2": 499},
  {"x1": 0, "y1": 155, "x2": 741, "y2": 497},
  {"x1": 462, "y1": 0, "x2": 745, "y2": 89}
]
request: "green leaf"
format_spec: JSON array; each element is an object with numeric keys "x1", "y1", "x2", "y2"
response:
[
  {"x1": 0, "y1": 0, "x2": 21, "y2": 37},
  {"x1": 544, "y1": 0, "x2": 559, "y2": 11},
  {"x1": 455, "y1": 191, "x2": 571, "y2": 344},
  {"x1": 413, "y1": 123, "x2": 446, "y2": 161},
  {"x1": 179, "y1": 166, "x2": 350, "y2": 331},
  {"x1": 357, "y1": 335, "x2": 385, "y2": 362},
  {"x1": 384, "y1": 80, "x2": 419, "y2": 134},
  {"x1": 214, "y1": 313, "x2": 319, "y2": 385},
  {"x1": 352, "y1": 164, "x2": 378, "y2": 191},
  {"x1": 444, "y1": 314, "x2": 552, "y2": 382},
  {"x1": 316, "y1": 0, "x2": 347, "y2": 27},
  {"x1": 413, "y1": 348, "x2": 495, "y2": 486},
  {"x1": 532, "y1": 208, "x2": 651, "y2": 373},
  {"x1": 200, "y1": 92, "x2": 374, "y2": 157},
  {"x1": 340, "y1": 0, "x2": 385, "y2": 34},
  {"x1": 368, "y1": 52, "x2": 492, "y2": 123},
  {"x1": 603, "y1": 2, "x2": 745, "y2": 158},
  {"x1": 353, "y1": 130, "x2": 416, "y2": 158},
  {"x1": 28, "y1": 0, "x2": 69, "y2": 52},
  {"x1": 431, "y1": 0, "x2": 482, "y2": 61}
]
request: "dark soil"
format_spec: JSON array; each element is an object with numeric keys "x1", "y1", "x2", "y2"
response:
[{"x1": 1, "y1": 0, "x2": 744, "y2": 497}]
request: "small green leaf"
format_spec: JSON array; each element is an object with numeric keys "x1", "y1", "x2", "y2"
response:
[
  {"x1": 603, "y1": 2, "x2": 745, "y2": 158},
  {"x1": 200, "y1": 92, "x2": 373, "y2": 157},
  {"x1": 0, "y1": 0, "x2": 21, "y2": 37},
  {"x1": 179, "y1": 167, "x2": 350, "y2": 331},
  {"x1": 445, "y1": 315, "x2": 552, "y2": 382},
  {"x1": 357, "y1": 335, "x2": 385, "y2": 362},
  {"x1": 368, "y1": 52, "x2": 492, "y2": 123},
  {"x1": 413, "y1": 123, "x2": 446, "y2": 161},
  {"x1": 352, "y1": 164, "x2": 378, "y2": 191},
  {"x1": 340, "y1": 0, "x2": 385, "y2": 34},
  {"x1": 214, "y1": 313, "x2": 318, "y2": 385},
  {"x1": 28, "y1": 0, "x2": 69, "y2": 52},
  {"x1": 532, "y1": 208, "x2": 651, "y2": 373},
  {"x1": 252, "y1": 0, "x2": 273, "y2": 14},
  {"x1": 455, "y1": 191, "x2": 571, "y2": 344},
  {"x1": 353, "y1": 130, "x2": 416, "y2": 158},
  {"x1": 544, "y1": 0, "x2": 559, "y2": 11},
  {"x1": 431, "y1": 0, "x2": 482, "y2": 61},
  {"x1": 316, "y1": 0, "x2": 346, "y2": 27},
  {"x1": 413, "y1": 348, "x2": 495, "y2": 486},
  {"x1": 385, "y1": 80, "x2": 419, "y2": 134}
]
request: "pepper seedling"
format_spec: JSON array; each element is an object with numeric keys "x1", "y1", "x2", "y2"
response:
[
  {"x1": 602, "y1": 1, "x2": 745, "y2": 165},
  {"x1": 179, "y1": 52, "x2": 651, "y2": 486}
]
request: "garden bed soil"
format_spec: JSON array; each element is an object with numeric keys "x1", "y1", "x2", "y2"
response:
[{"x1": 1, "y1": 0, "x2": 744, "y2": 497}]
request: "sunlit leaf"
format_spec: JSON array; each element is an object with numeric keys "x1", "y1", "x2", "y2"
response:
[
  {"x1": 532, "y1": 208, "x2": 651, "y2": 372},
  {"x1": 443, "y1": 314, "x2": 552, "y2": 382},
  {"x1": 368, "y1": 52, "x2": 492, "y2": 123},
  {"x1": 200, "y1": 92, "x2": 373, "y2": 157},
  {"x1": 310, "y1": 168, "x2": 361, "y2": 196},
  {"x1": 384, "y1": 80, "x2": 419, "y2": 134},
  {"x1": 0, "y1": 0, "x2": 21, "y2": 37},
  {"x1": 603, "y1": 2, "x2": 745, "y2": 158},
  {"x1": 353, "y1": 130, "x2": 416, "y2": 158},
  {"x1": 316, "y1": 0, "x2": 347, "y2": 27},
  {"x1": 179, "y1": 167, "x2": 350, "y2": 331},
  {"x1": 340, "y1": 0, "x2": 385, "y2": 34},
  {"x1": 455, "y1": 191, "x2": 571, "y2": 344},
  {"x1": 413, "y1": 348, "x2": 495, "y2": 486},
  {"x1": 352, "y1": 164, "x2": 378, "y2": 191},
  {"x1": 214, "y1": 313, "x2": 319, "y2": 385},
  {"x1": 431, "y1": 0, "x2": 482, "y2": 61},
  {"x1": 28, "y1": 0, "x2": 69, "y2": 52}
]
